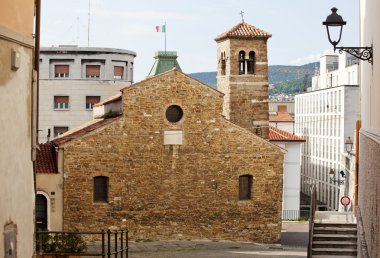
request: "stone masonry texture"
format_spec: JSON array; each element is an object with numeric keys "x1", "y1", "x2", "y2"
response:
[
  {"x1": 60, "y1": 70, "x2": 284, "y2": 243},
  {"x1": 216, "y1": 37, "x2": 270, "y2": 139},
  {"x1": 358, "y1": 132, "x2": 380, "y2": 258}
]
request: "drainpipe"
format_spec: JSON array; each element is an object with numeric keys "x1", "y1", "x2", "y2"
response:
[{"x1": 354, "y1": 120, "x2": 361, "y2": 217}]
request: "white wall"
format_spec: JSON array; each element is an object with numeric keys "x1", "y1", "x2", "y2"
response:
[
  {"x1": 272, "y1": 142, "x2": 302, "y2": 212},
  {"x1": 295, "y1": 85, "x2": 359, "y2": 211},
  {"x1": 270, "y1": 122, "x2": 294, "y2": 134},
  {"x1": 361, "y1": 1, "x2": 380, "y2": 136},
  {"x1": 0, "y1": 31, "x2": 35, "y2": 257},
  {"x1": 39, "y1": 80, "x2": 128, "y2": 142}
]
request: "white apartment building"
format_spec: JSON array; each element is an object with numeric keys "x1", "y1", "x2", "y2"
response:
[
  {"x1": 295, "y1": 53, "x2": 359, "y2": 211},
  {"x1": 38, "y1": 46, "x2": 136, "y2": 142}
]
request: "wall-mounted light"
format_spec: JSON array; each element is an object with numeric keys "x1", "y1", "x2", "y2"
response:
[
  {"x1": 345, "y1": 136, "x2": 354, "y2": 155},
  {"x1": 323, "y1": 7, "x2": 373, "y2": 64},
  {"x1": 329, "y1": 169, "x2": 345, "y2": 185}
]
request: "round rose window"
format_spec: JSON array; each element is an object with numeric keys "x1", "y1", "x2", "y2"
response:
[{"x1": 165, "y1": 105, "x2": 183, "y2": 123}]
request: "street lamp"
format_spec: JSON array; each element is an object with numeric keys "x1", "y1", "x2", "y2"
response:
[
  {"x1": 323, "y1": 7, "x2": 373, "y2": 64},
  {"x1": 345, "y1": 136, "x2": 354, "y2": 155},
  {"x1": 329, "y1": 169, "x2": 344, "y2": 185}
]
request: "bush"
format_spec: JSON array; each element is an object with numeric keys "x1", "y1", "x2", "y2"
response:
[{"x1": 37, "y1": 232, "x2": 87, "y2": 253}]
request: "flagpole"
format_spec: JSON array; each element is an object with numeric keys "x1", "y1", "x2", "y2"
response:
[{"x1": 164, "y1": 20, "x2": 167, "y2": 53}]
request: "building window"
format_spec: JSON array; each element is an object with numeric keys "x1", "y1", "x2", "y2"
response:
[
  {"x1": 221, "y1": 52, "x2": 226, "y2": 76},
  {"x1": 54, "y1": 65, "x2": 69, "y2": 78},
  {"x1": 239, "y1": 51, "x2": 245, "y2": 75},
  {"x1": 239, "y1": 175, "x2": 253, "y2": 200},
  {"x1": 86, "y1": 65, "x2": 100, "y2": 78},
  {"x1": 166, "y1": 105, "x2": 183, "y2": 123},
  {"x1": 53, "y1": 126, "x2": 68, "y2": 137},
  {"x1": 86, "y1": 96, "x2": 101, "y2": 110},
  {"x1": 54, "y1": 96, "x2": 69, "y2": 109},
  {"x1": 94, "y1": 176, "x2": 108, "y2": 203},
  {"x1": 247, "y1": 51, "x2": 255, "y2": 74},
  {"x1": 114, "y1": 66, "x2": 124, "y2": 80}
]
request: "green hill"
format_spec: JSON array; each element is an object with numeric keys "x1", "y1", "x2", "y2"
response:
[{"x1": 189, "y1": 62, "x2": 319, "y2": 95}]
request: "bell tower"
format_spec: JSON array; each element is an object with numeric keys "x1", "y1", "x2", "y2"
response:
[{"x1": 215, "y1": 22, "x2": 271, "y2": 139}]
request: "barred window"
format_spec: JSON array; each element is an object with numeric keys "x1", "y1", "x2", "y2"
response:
[
  {"x1": 94, "y1": 176, "x2": 108, "y2": 203},
  {"x1": 239, "y1": 175, "x2": 253, "y2": 200}
]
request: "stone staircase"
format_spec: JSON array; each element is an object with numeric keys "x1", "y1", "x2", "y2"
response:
[{"x1": 311, "y1": 222, "x2": 357, "y2": 257}]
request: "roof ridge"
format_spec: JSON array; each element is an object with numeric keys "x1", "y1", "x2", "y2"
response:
[{"x1": 215, "y1": 21, "x2": 271, "y2": 41}]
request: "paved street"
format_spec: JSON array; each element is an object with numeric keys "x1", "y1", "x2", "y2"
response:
[{"x1": 128, "y1": 222, "x2": 308, "y2": 257}]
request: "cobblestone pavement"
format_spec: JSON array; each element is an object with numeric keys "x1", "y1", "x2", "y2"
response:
[{"x1": 128, "y1": 222, "x2": 309, "y2": 258}]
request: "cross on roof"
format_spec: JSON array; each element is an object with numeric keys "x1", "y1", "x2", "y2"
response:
[{"x1": 240, "y1": 11, "x2": 244, "y2": 22}]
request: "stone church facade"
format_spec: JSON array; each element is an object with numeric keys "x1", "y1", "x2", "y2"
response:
[{"x1": 38, "y1": 22, "x2": 285, "y2": 243}]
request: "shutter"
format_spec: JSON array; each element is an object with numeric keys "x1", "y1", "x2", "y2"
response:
[
  {"x1": 54, "y1": 96, "x2": 69, "y2": 104},
  {"x1": 278, "y1": 105, "x2": 287, "y2": 113},
  {"x1": 86, "y1": 96, "x2": 100, "y2": 105},
  {"x1": 55, "y1": 65, "x2": 69, "y2": 74},
  {"x1": 114, "y1": 66, "x2": 124, "y2": 77},
  {"x1": 86, "y1": 65, "x2": 100, "y2": 76},
  {"x1": 54, "y1": 127, "x2": 68, "y2": 136}
]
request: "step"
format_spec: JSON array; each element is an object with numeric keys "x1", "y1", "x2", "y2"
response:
[
  {"x1": 313, "y1": 255, "x2": 357, "y2": 258},
  {"x1": 312, "y1": 247, "x2": 357, "y2": 256},
  {"x1": 313, "y1": 227, "x2": 357, "y2": 235},
  {"x1": 313, "y1": 234, "x2": 357, "y2": 242},
  {"x1": 312, "y1": 240, "x2": 357, "y2": 249},
  {"x1": 314, "y1": 223, "x2": 357, "y2": 228}
]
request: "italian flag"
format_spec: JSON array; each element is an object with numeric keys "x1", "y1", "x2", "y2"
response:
[{"x1": 156, "y1": 25, "x2": 166, "y2": 32}]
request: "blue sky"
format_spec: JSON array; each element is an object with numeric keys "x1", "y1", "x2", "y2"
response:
[{"x1": 41, "y1": 0, "x2": 359, "y2": 81}]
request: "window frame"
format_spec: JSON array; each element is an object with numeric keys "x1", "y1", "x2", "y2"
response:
[
  {"x1": 53, "y1": 126, "x2": 69, "y2": 137},
  {"x1": 85, "y1": 96, "x2": 101, "y2": 110},
  {"x1": 239, "y1": 174, "x2": 253, "y2": 200},
  {"x1": 93, "y1": 176, "x2": 109, "y2": 203},
  {"x1": 54, "y1": 96, "x2": 69, "y2": 110}
]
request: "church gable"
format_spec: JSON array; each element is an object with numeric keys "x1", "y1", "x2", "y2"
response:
[{"x1": 58, "y1": 68, "x2": 284, "y2": 243}]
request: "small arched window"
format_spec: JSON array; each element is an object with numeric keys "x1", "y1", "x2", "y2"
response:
[
  {"x1": 239, "y1": 51, "x2": 245, "y2": 75},
  {"x1": 94, "y1": 176, "x2": 109, "y2": 203},
  {"x1": 247, "y1": 51, "x2": 255, "y2": 74},
  {"x1": 239, "y1": 175, "x2": 253, "y2": 200},
  {"x1": 221, "y1": 52, "x2": 226, "y2": 76}
]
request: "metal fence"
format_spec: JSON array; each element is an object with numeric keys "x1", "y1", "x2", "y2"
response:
[
  {"x1": 282, "y1": 209, "x2": 311, "y2": 220},
  {"x1": 36, "y1": 230, "x2": 128, "y2": 258}
]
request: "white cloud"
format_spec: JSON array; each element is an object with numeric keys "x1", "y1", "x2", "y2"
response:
[{"x1": 289, "y1": 49, "x2": 335, "y2": 65}]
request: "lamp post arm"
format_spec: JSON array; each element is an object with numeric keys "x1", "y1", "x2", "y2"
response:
[{"x1": 336, "y1": 45, "x2": 373, "y2": 64}]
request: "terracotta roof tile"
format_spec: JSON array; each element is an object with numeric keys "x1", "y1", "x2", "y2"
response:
[
  {"x1": 52, "y1": 116, "x2": 121, "y2": 146},
  {"x1": 215, "y1": 22, "x2": 271, "y2": 41},
  {"x1": 269, "y1": 126, "x2": 305, "y2": 142},
  {"x1": 269, "y1": 111, "x2": 294, "y2": 122},
  {"x1": 36, "y1": 143, "x2": 58, "y2": 174}
]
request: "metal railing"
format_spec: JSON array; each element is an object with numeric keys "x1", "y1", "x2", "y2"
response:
[
  {"x1": 37, "y1": 229, "x2": 128, "y2": 258},
  {"x1": 307, "y1": 184, "x2": 317, "y2": 258},
  {"x1": 282, "y1": 210, "x2": 311, "y2": 220}
]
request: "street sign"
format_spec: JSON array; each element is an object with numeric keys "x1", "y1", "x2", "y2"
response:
[{"x1": 340, "y1": 196, "x2": 351, "y2": 207}]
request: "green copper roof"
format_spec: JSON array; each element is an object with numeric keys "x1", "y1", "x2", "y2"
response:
[{"x1": 147, "y1": 51, "x2": 182, "y2": 77}]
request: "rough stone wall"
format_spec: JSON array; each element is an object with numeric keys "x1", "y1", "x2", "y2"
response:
[
  {"x1": 62, "y1": 70, "x2": 283, "y2": 243},
  {"x1": 216, "y1": 38, "x2": 269, "y2": 139},
  {"x1": 358, "y1": 132, "x2": 380, "y2": 258}
]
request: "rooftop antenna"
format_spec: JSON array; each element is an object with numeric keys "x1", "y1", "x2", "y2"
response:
[
  {"x1": 76, "y1": 16, "x2": 80, "y2": 46},
  {"x1": 87, "y1": 0, "x2": 91, "y2": 47},
  {"x1": 240, "y1": 11, "x2": 244, "y2": 22}
]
